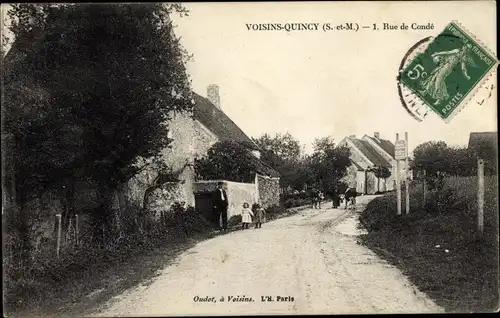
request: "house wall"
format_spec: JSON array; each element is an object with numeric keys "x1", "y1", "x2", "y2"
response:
[
  {"x1": 356, "y1": 171, "x2": 366, "y2": 193},
  {"x1": 342, "y1": 164, "x2": 358, "y2": 189},
  {"x1": 194, "y1": 180, "x2": 257, "y2": 220},
  {"x1": 144, "y1": 111, "x2": 220, "y2": 209},
  {"x1": 366, "y1": 171, "x2": 378, "y2": 194}
]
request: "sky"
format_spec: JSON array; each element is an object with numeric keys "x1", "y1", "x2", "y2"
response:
[
  {"x1": 2, "y1": 2, "x2": 497, "y2": 155},
  {"x1": 170, "y1": 1, "x2": 497, "y2": 154}
]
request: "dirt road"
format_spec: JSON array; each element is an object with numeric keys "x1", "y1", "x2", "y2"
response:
[{"x1": 91, "y1": 195, "x2": 443, "y2": 316}]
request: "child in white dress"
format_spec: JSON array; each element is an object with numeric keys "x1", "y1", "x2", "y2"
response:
[{"x1": 241, "y1": 202, "x2": 254, "y2": 229}]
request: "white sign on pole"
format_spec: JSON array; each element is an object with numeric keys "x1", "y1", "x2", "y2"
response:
[{"x1": 395, "y1": 140, "x2": 407, "y2": 160}]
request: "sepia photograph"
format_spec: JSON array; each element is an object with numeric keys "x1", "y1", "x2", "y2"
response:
[{"x1": 2, "y1": 1, "x2": 498, "y2": 316}]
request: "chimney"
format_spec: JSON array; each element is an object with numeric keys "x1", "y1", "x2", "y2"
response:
[
  {"x1": 207, "y1": 84, "x2": 221, "y2": 110},
  {"x1": 349, "y1": 134, "x2": 356, "y2": 138},
  {"x1": 374, "y1": 132, "x2": 380, "y2": 139}
]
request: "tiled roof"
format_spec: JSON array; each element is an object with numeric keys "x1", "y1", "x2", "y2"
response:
[
  {"x1": 350, "y1": 159, "x2": 364, "y2": 171},
  {"x1": 193, "y1": 93, "x2": 259, "y2": 150},
  {"x1": 349, "y1": 138, "x2": 392, "y2": 168},
  {"x1": 193, "y1": 93, "x2": 280, "y2": 178},
  {"x1": 365, "y1": 136, "x2": 395, "y2": 157}
]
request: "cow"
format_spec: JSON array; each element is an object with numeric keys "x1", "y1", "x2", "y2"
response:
[{"x1": 341, "y1": 187, "x2": 357, "y2": 209}]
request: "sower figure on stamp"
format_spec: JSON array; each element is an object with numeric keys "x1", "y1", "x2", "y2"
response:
[{"x1": 213, "y1": 182, "x2": 229, "y2": 231}]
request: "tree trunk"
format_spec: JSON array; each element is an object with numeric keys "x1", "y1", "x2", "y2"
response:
[
  {"x1": 95, "y1": 183, "x2": 120, "y2": 243},
  {"x1": 143, "y1": 184, "x2": 162, "y2": 210}
]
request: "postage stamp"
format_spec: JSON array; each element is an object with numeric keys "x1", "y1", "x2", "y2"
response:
[{"x1": 398, "y1": 21, "x2": 498, "y2": 122}]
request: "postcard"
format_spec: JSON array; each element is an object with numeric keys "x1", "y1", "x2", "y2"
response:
[{"x1": 2, "y1": 1, "x2": 498, "y2": 317}]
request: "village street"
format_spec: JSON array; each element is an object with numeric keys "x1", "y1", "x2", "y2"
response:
[{"x1": 90, "y1": 195, "x2": 443, "y2": 316}]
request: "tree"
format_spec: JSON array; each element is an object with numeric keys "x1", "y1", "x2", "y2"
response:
[
  {"x1": 253, "y1": 132, "x2": 301, "y2": 164},
  {"x1": 253, "y1": 132, "x2": 302, "y2": 189},
  {"x1": 371, "y1": 166, "x2": 391, "y2": 192},
  {"x1": 3, "y1": 4, "x2": 193, "y2": 243},
  {"x1": 308, "y1": 141, "x2": 351, "y2": 196},
  {"x1": 312, "y1": 136, "x2": 336, "y2": 153},
  {"x1": 194, "y1": 140, "x2": 263, "y2": 183}
]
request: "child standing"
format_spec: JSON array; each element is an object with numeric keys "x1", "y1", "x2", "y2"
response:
[
  {"x1": 241, "y1": 202, "x2": 254, "y2": 229},
  {"x1": 252, "y1": 203, "x2": 266, "y2": 229}
]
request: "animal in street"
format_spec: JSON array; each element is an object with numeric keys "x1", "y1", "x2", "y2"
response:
[{"x1": 343, "y1": 187, "x2": 357, "y2": 209}]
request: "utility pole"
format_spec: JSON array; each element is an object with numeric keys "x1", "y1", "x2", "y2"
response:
[
  {"x1": 396, "y1": 133, "x2": 402, "y2": 215},
  {"x1": 477, "y1": 157, "x2": 485, "y2": 236},
  {"x1": 405, "y1": 132, "x2": 410, "y2": 214}
]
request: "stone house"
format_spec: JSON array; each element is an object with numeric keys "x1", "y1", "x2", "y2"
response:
[
  {"x1": 123, "y1": 84, "x2": 280, "y2": 224},
  {"x1": 338, "y1": 132, "x2": 410, "y2": 194}
]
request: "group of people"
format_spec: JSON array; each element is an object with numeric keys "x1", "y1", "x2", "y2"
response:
[
  {"x1": 212, "y1": 181, "x2": 359, "y2": 232},
  {"x1": 311, "y1": 187, "x2": 358, "y2": 210},
  {"x1": 310, "y1": 189, "x2": 325, "y2": 209},
  {"x1": 212, "y1": 182, "x2": 266, "y2": 231},
  {"x1": 241, "y1": 202, "x2": 266, "y2": 229}
]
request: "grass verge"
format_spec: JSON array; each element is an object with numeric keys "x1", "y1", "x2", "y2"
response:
[
  {"x1": 358, "y1": 176, "x2": 499, "y2": 313},
  {"x1": 5, "y1": 204, "x2": 306, "y2": 317}
]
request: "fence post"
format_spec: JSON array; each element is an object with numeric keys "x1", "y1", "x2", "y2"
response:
[
  {"x1": 477, "y1": 158, "x2": 485, "y2": 236},
  {"x1": 405, "y1": 132, "x2": 410, "y2": 215},
  {"x1": 422, "y1": 169, "x2": 427, "y2": 202},
  {"x1": 75, "y1": 214, "x2": 80, "y2": 246},
  {"x1": 55, "y1": 214, "x2": 62, "y2": 259},
  {"x1": 396, "y1": 133, "x2": 402, "y2": 215}
]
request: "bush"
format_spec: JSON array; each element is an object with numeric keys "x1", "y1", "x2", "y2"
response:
[
  {"x1": 265, "y1": 205, "x2": 288, "y2": 221},
  {"x1": 280, "y1": 193, "x2": 310, "y2": 208},
  {"x1": 227, "y1": 215, "x2": 242, "y2": 227},
  {"x1": 4, "y1": 200, "x2": 214, "y2": 313}
]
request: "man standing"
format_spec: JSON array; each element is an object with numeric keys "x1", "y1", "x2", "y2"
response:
[{"x1": 213, "y1": 182, "x2": 229, "y2": 231}]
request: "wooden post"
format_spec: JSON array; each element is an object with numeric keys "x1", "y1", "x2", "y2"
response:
[
  {"x1": 75, "y1": 214, "x2": 80, "y2": 246},
  {"x1": 423, "y1": 169, "x2": 427, "y2": 202},
  {"x1": 405, "y1": 132, "x2": 410, "y2": 215},
  {"x1": 55, "y1": 214, "x2": 62, "y2": 259},
  {"x1": 477, "y1": 158, "x2": 485, "y2": 236},
  {"x1": 396, "y1": 133, "x2": 402, "y2": 215}
]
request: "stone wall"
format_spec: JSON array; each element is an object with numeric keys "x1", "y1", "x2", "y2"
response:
[
  {"x1": 146, "y1": 181, "x2": 189, "y2": 220},
  {"x1": 256, "y1": 175, "x2": 280, "y2": 208},
  {"x1": 194, "y1": 180, "x2": 257, "y2": 220},
  {"x1": 161, "y1": 111, "x2": 219, "y2": 172}
]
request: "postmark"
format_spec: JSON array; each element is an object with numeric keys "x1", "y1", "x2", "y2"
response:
[{"x1": 398, "y1": 21, "x2": 498, "y2": 123}]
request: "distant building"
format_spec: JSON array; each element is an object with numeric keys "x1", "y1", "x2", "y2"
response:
[
  {"x1": 337, "y1": 132, "x2": 411, "y2": 194},
  {"x1": 467, "y1": 131, "x2": 498, "y2": 173}
]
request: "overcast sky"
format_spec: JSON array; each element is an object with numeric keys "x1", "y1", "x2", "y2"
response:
[
  {"x1": 171, "y1": 1, "x2": 497, "y2": 154},
  {"x1": 2, "y1": 2, "x2": 497, "y2": 155}
]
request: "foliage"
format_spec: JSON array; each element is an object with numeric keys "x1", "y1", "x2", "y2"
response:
[
  {"x1": 411, "y1": 141, "x2": 484, "y2": 190},
  {"x1": 359, "y1": 176, "x2": 498, "y2": 312},
  {"x1": 253, "y1": 132, "x2": 302, "y2": 164},
  {"x1": 307, "y1": 143, "x2": 351, "y2": 195},
  {"x1": 3, "y1": 3, "x2": 193, "y2": 248},
  {"x1": 370, "y1": 165, "x2": 391, "y2": 193},
  {"x1": 194, "y1": 140, "x2": 264, "y2": 183},
  {"x1": 253, "y1": 132, "x2": 303, "y2": 189},
  {"x1": 280, "y1": 192, "x2": 311, "y2": 209},
  {"x1": 312, "y1": 136, "x2": 336, "y2": 153},
  {"x1": 4, "y1": 201, "x2": 212, "y2": 313}
]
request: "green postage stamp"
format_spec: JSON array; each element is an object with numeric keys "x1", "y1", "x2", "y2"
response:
[{"x1": 399, "y1": 21, "x2": 498, "y2": 122}]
